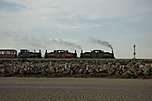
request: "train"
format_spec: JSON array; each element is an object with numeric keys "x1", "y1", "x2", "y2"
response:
[{"x1": 0, "y1": 49, "x2": 115, "y2": 59}]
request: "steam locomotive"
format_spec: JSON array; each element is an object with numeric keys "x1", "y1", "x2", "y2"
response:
[
  {"x1": 80, "y1": 50, "x2": 114, "y2": 59},
  {"x1": 0, "y1": 49, "x2": 115, "y2": 59},
  {"x1": 18, "y1": 49, "x2": 42, "y2": 58},
  {"x1": 45, "y1": 50, "x2": 77, "y2": 58}
]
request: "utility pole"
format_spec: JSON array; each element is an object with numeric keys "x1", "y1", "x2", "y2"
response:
[{"x1": 133, "y1": 44, "x2": 136, "y2": 59}]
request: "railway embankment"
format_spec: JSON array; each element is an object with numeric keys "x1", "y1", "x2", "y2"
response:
[{"x1": 0, "y1": 59, "x2": 152, "y2": 78}]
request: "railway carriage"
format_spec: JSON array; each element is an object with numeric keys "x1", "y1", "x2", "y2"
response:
[{"x1": 0, "y1": 49, "x2": 17, "y2": 58}]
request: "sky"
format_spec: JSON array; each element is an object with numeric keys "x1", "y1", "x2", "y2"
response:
[{"x1": 0, "y1": 0, "x2": 152, "y2": 59}]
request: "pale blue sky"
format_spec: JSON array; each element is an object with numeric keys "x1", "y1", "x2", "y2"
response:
[{"x1": 0, "y1": 0, "x2": 152, "y2": 58}]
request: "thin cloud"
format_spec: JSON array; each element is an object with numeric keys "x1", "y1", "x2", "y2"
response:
[
  {"x1": 0, "y1": 0, "x2": 152, "y2": 58},
  {"x1": 0, "y1": 0, "x2": 26, "y2": 12}
]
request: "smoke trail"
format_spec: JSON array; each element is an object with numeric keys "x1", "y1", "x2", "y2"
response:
[
  {"x1": 2, "y1": 32, "x2": 49, "y2": 49},
  {"x1": 2, "y1": 32, "x2": 82, "y2": 50},
  {"x1": 90, "y1": 38, "x2": 113, "y2": 50},
  {"x1": 50, "y1": 39, "x2": 82, "y2": 50}
]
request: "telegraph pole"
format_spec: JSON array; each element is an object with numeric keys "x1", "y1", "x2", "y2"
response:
[{"x1": 133, "y1": 44, "x2": 136, "y2": 59}]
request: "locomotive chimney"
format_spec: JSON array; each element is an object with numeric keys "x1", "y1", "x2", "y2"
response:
[
  {"x1": 80, "y1": 50, "x2": 83, "y2": 58},
  {"x1": 34, "y1": 49, "x2": 36, "y2": 52},
  {"x1": 39, "y1": 50, "x2": 41, "y2": 53},
  {"x1": 111, "y1": 48, "x2": 115, "y2": 58},
  {"x1": 74, "y1": 50, "x2": 77, "y2": 58},
  {"x1": 112, "y1": 48, "x2": 113, "y2": 54},
  {"x1": 45, "y1": 50, "x2": 47, "y2": 54}
]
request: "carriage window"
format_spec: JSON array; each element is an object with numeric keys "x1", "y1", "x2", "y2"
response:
[
  {"x1": 13, "y1": 51, "x2": 16, "y2": 54},
  {"x1": 7, "y1": 51, "x2": 10, "y2": 54},
  {"x1": 4, "y1": 51, "x2": 7, "y2": 54},
  {"x1": 1, "y1": 51, "x2": 4, "y2": 54},
  {"x1": 11, "y1": 51, "x2": 13, "y2": 54}
]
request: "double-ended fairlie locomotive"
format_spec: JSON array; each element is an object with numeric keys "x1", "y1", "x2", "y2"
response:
[{"x1": 0, "y1": 49, "x2": 115, "y2": 59}]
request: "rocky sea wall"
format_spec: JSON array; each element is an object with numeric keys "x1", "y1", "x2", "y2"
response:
[{"x1": 0, "y1": 59, "x2": 152, "y2": 78}]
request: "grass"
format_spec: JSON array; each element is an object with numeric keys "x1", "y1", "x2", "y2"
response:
[{"x1": 0, "y1": 78, "x2": 152, "y2": 101}]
